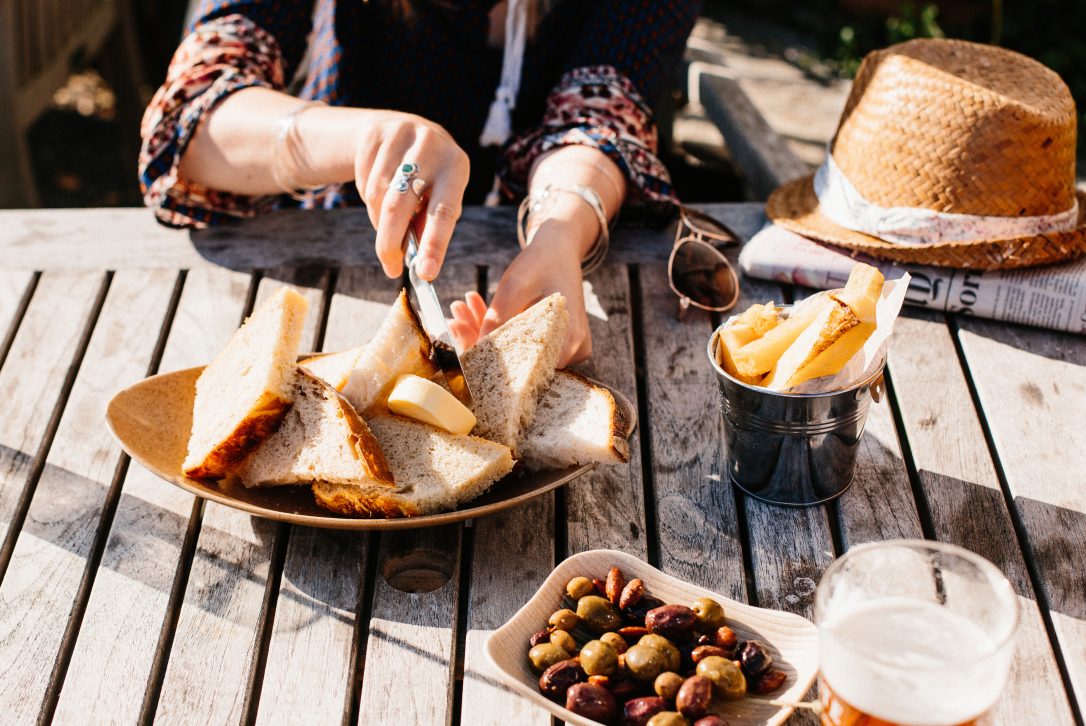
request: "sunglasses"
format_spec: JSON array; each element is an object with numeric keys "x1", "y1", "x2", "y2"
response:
[{"x1": 668, "y1": 206, "x2": 741, "y2": 319}]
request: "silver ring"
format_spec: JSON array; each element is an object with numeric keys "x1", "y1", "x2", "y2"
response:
[{"x1": 390, "y1": 162, "x2": 419, "y2": 194}]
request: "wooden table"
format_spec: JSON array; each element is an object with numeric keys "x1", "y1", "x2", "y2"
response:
[{"x1": 0, "y1": 204, "x2": 1082, "y2": 725}]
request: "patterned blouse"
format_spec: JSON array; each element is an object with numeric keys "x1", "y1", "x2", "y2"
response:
[{"x1": 140, "y1": 0, "x2": 699, "y2": 228}]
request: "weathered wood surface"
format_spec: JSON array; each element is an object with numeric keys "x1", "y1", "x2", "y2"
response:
[
  {"x1": 0, "y1": 204, "x2": 1079, "y2": 724},
  {"x1": 0, "y1": 270, "x2": 174, "y2": 724},
  {"x1": 0, "y1": 204, "x2": 768, "y2": 270},
  {"x1": 956, "y1": 317, "x2": 1086, "y2": 709},
  {"x1": 887, "y1": 309, "x2": 1077, "y2": 722}
]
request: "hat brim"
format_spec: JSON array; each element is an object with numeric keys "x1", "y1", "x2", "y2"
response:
[{"x1": 766, "y1": 175, "x2": 1086, "y2": 270}]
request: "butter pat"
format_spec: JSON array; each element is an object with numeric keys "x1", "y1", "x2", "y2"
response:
[{"x1": 387, "y1": 374, "x2": 477, "y2": 435}]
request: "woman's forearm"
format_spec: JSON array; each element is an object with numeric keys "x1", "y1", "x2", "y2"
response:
[
  {"x1": 177, "y1": 86, "x2": 362, "y2": 194},
  {"x1": 526, "y1": 145, "x2": 627, "y2": 258}
]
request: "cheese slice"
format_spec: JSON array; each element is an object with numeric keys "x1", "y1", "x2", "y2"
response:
[{"x1": 387, "y1": 374, "x2": 477, "y2": 435}]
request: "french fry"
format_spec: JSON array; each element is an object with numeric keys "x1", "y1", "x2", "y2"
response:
[
  {"x1": 717, "y1": 304, "x2": 779, "y2": 384},
  {"x1": 729, "y1": 296, "x2": 832, "y2": 378}
]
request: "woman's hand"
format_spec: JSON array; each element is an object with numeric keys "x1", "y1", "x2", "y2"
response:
[
  {"x1": 449, "y1": 227, "x2": 592, "y2": 367},
  {"x1": 353, "y1": 110, "x2": 470, "y2": 281}
]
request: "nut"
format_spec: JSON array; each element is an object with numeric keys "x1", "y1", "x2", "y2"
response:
[
  {"x1": 565, "y1": 682, "x2": 618, "y2": 722},
  {"x1": 592, "y1": 577, "x2": 608, "y2": 596},
  {"x1": 675, "y1": 675, "x2": 712, "y2": 719},
  {"x1": 690, "y1": 645, "x2": 731, "y2": 664},
  {"x1": 618, "y1": 626, "x2": 651, "y2": 640},
  {"x1": 538, "y1": 659, "x2": 585, "y2": 702},
  {"x1": 606, "y1": 566, "x2": 626, "y2": 605},
  {"x1": 737, "y1": 640, "x2": 772, "y2": 677},
  {"x1": 587, "y1": 674, "x2": 610, "y2": 688},
  {"x1": 619, "y1": 578, "x2": 645, "y2": 609},
  {"x1": 623, "y1": 696, "x2": 668, "y2": 726},
  {"x1": 749, "y1": 668, "x2": 787, "y2": 695},
  {"x1": 645, "y1": 604, "x2": 697, "y2": 641},
  {"x1": 712, "y1": 627, "x2": 738, "y2": 653}
]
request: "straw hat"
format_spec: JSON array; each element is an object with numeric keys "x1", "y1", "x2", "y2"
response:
[{"x1": 766, "y1": 38, "x2": 1086, "y2": 270}]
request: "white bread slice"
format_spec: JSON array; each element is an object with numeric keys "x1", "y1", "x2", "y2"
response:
[
  {"x1": 183, "y1": 287, "x2": 309, "y2": 479},
  {"x1": 341, "y1": 290, "x2": 437, "y2": 415},
  {"x1": 237, "y1": 368, "x2": 394, "y2": 490},
  {"x1": 462, "y1": 293, "x2": 568, "y2": 452},
  {"x1": 313, "y1": 415, "x2": 514, "y2": 516},
  {"x1": 300, "y1": 347, "x2": 365, "y2": 391},
  {"x1": 518, "y1": 370, "x2": 630, "y2": 471}
]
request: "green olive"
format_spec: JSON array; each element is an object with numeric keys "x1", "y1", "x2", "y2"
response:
[
  {"x1": 654, "y1": 671, "x2": 684, "y2": 700},
  {"x1": 638, "y1": 634, "x2": 681, "y2": 673},
  {"x1": 576, "y1": 595, "x2": 622, "y2": 634},
  {"x1": 691, "y1": 597, "x2": 727, "y2": 632},
  {"x1": 550, "y1": 629, "x2": 577, "y2": 654},
  {"x1": 580, "y1": 639, "x2": 618, "y2": 676},
  {"x1": 566, "y1": 576, "x2": 596, "y2": 600},
  {"x1": 528, "y1": 643, "x2": 570, "y2": 673},
  {"x1": 696, "y1": 656, "x2": 747, "y2": 700},
  {"x1": 646, "y1": 712, "x2": 690, "y2": 726},
  {"x1": 624, "y1": 644, "x2": 667, "y2": 682},
  {"x1": 600, "y1": 631, "x2": 628, "y2": 654},
  {"x1": 548, "y1": 608, "x2": 579, "y2": 632}
]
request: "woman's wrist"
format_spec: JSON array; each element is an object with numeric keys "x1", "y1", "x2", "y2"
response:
[
  {"x1": 290, "y1": 105, "x2": 373, "y2": 187},
  {"x1": 524, "y1": 191, "x2": 601, "y2": 259}
]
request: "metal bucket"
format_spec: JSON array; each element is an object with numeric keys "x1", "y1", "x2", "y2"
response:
[{"x1": 707, "y1": 321, "x2": 885, "y2": 507}]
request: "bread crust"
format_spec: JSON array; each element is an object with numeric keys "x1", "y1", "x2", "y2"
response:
[
  {"x1": 398, "y1": 288, "x2": 435, "y2": 364},
  {"x1": 322, "y1": 374, "x2": 395, "y2": 485},
  {"x1": 184, "y1": 393, "x2": 292, "y2": 479},
  {"x1": 312, "y1": 481, "x2": 418, "y2": 518}
]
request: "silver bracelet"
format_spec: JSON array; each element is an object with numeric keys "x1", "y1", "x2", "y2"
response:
[
  {"x1": 271, "y1": 100, "x2": 332, "y2": 202},
  {"x1": 517, "y1": 184, "x2": 612, "y2": 275}
]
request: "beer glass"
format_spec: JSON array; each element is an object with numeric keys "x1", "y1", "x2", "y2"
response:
[{"x1": 815, "y1": 540, "x2": 1019, "y2": 726}]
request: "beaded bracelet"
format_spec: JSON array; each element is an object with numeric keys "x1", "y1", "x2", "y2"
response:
[
  {"x1": 271, "y1": 100, "x2": 333, "y2": 202},
  {"x1": 517, "y1": 184, "x2": 612, "y2": 275}
]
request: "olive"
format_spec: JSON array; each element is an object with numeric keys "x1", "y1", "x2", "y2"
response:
[
  {"x1": 750, "y1": 668, "x2": 787, "y2": 695},
  {"x1": 623, "y1": 696, "x2": 668, "y2": 726},
  {"x1": 567, "y1": 576, "x2": 596, "y2": 600},
  {"x1": 675, "y1": 675, "x2": 712, "y2": 719},
  {"x1": 577, "y1": 595, "x2": 623, "y2": 634},
  {"x1": 645, "y1": 604, "x2": 697, "y2": 641},
  {"x1": 646, "y1": 712, "x2": 690, "y2": 726},
  {"x1": 690, "y1": 645, "x2": 731, "y2": 664},
  {"x1": 638, "y1": 634, "x2": 681, "y2": 673},
  {"x1": 550, "y1": 629, "x2": 578, "y2": 654},
  {"x1": 690, "y1": 597, "x2": 727, "y2": 632},
  {"x1": 529, "y1": 643, "x2": 570, "y2": 673},
  {"x1": 693, "y1": 717, "x2": 728, "y2": 726},
  {"x1": 538, "y1": 659, "x2": 585, "y2": 702},
  {"x1": 737, "y1": 640, "x2": 773, "y2": 677},
  {"x1": 653, "y1": 671, "x2": 684, "y2": 700},
  {"x1": 600, "y1": 631, "x2": 628, "y2": 654},
  {"x1": 549, "y1": 608, "x2": 579, "y2": 632},
  {"x1": 610, "y1": 674, "x2": 641, "y2": 702},
  {"x1": 580, "y1": 639, "x2": 618, "y2": 677},
  {"x1": 565, "y1": 682, "x2": 618, "y2": 722},
  {"x1": 623, "y1": 594, "x2": 666, "y2": 626},
  {"x1": 695, "y1": 656, "x2": 746, "y2": 700},
  {"x1": 624, "y1": 644, "x2": 667, "y2": 682},
  {"x1": 529, "y1": 629, "x2": 550, "y2": 647}
]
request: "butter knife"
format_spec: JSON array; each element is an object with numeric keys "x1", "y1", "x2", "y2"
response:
[{"x1": 402, "y1": 227, "x2": 474, "y2": 408}]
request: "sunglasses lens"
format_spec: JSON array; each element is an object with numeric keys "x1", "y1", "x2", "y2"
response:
[{"x1": 671, "y1": 240, "x2": 738, "y2": 310}]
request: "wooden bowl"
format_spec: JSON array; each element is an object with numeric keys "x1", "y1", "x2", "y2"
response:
[
  {"x1": 105, "y1": 364, "x2": 636, "y2": 530},
  {"x1": 486, "y1": 549, "x2": 819, "y2": 725}
]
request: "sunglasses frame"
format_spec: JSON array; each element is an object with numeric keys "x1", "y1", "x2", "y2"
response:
[{"x1": 668, "y1": 207, "x2": 742, "y2": 319}]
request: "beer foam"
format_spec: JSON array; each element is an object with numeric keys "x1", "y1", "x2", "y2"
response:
[{"x1": 820, "y1": 598, "x2": 1009, "y2": 725}]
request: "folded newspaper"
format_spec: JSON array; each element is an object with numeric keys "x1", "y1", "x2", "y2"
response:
[{"x1": 739, "y1": 224, "x2": 1086, "y2": 335}]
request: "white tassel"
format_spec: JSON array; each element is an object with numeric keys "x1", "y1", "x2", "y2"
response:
[{"x1": 479, "y1": 0, "x2": 528, "y2": 148}]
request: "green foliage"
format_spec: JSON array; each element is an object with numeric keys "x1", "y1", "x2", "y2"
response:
[{"x1": 833, "y1": 3, "x2": 945, "y2": 76}]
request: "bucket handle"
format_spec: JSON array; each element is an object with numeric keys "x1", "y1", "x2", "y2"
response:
[{"x1": 866, "y1": 372, "x2": 886, "y2": 404}]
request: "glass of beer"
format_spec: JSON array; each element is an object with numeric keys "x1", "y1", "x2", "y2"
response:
[{"x1": 816, "y1": 540, "x2": 1019, "y2": 726}]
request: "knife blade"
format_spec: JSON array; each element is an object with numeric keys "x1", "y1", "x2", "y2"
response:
[{"x1": 402, "y1": 227, "x2": 474, "y2": 409}]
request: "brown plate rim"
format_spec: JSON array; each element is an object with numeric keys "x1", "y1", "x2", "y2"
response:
[{"x1": 105, "y1": 361, "x2": 637, "y2": 531}]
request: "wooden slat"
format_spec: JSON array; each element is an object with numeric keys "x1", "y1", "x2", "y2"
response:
[
  {"x1": 0, "y1": 271, "x2": 35, "y2": 362},
  {"x1": 956, "y1": 317, "x2": 1086, "y2": 710},
  {"x1": 256, "y1": 266, "x2": 394, "y2": 726},
  {"x1": 888, "y1": 309, "x2": 1076, "y2": 722},
  {"x1": 354, "y1": 265, "x2": 474, "y2": 724},
  {"x1": 53, "y1": 268, "x2": 253, "y2": 724},
  {"x1": 458, "y1": 263, "x2": 552, "y2": 726},
  {"x1": 0, "y1": 271, "x2": 104, "y2": 554},
  {"x1": 153, "y1": 269, "x2": 327, "y2": 723},
  {"x1": 0, "y1": 269, "x2": 176, "y2": 723},
  {"x1": 0, "y1": 205, "x2": 770, "y2": 271},
  {"x1": 637, "y1": 263, "x2": 745, "y2": 598},
  {"x1": 564, "y1": 265, "x2": 648, "y2": 557}
]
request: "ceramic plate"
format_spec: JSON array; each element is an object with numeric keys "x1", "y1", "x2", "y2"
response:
[
  {"x1": 486, "y1": 549, "x2": 819, "y2": 725},
  {"x1": 105, "y1": 362, "x2": 635, "y2": 531}
]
